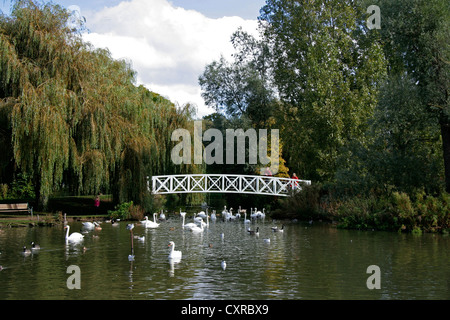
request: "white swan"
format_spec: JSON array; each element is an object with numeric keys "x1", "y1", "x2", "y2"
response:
[
  {"x1": 190, "y1": 220, "x2": 204, "y2": 233},
  {"x1": 197, "y1": 211, "x2": 207, "y2": 219},
  {"x1": 196, "y1": 215, "x2": 209, "y2": 228},
  {"x1": 228, "y1": 208, "x2": 236, "y2": 221},
  {"x1": 168, "y1": 241, "x2": 182, "y2": 260},
  {"x1": 142, "y1": 213, "x2": 159, "y2": 229},
  {"x1": 221, "y1": 260, "x2": 227, "y2": 270},
  {"x1": 244, "y1": 212, "x2": 251, "y2": 224},
  {"x1": 194, "y1": 212, "x2": 204, "y2": 224},
  {"x1": 141, "y1": 216, "x2": 150, "y2": 225},
  {"x1": 181, "y1": 212, "x2": 197, "y2": 230},
  {"x1": 64, "y1": 225, "x2": 84, "y2": 243},
  {"x1": 260, "y1": 208, "x2": 266, "y2": 220},
  {"x1": 82, "y1": 221, "x2": 100, "y2": 230},
  {"x1": 134, "y1": 235, "x2": 145, "y2": 242},
  {"x1": 235, "y1": 206, "x2": 242, "y2": 220},
  {"x1": 250, "y1": 208, "x2": 257, "y2": 219},
  {"x1": 222, "y1": 206, "x2": 228, "y2": 220}
]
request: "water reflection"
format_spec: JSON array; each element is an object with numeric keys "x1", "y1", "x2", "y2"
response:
[{"x1": 0, "y1": 218, "x2": 449, "y2": 299}]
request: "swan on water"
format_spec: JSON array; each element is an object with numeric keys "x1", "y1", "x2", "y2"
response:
[
  {"x1": 260, "y1": 208, "x2": 266, "y2": 220},
  {"x1": 250, "y1": 208, "x2": 257, "y2": 219},
  {"x1": 168, "y1": 241, "x2": 182, "y2": 260},
  {"x1": 228, "y1": 208, "x2": 236, "y2": 221},
  {"x1": 243, "y1": 212, "x2": 251, "y2": 224},
  {"x1": 196, "y1": 215, "x2": 209, "y2": 228},
  {"x1": 190, "y1": 220, "x2": 204, "y2": 233},
  {"x1": 181, "y1": 212, "x2": 197, "y2": 230},
  {"x1": 255, "y1": 208, "x2": 263, "y2": 219},
  {"x1": 194, "y1": 213, "x2": 204, "y2": 224},
  {"x1": 222, "y1": 206, "x2": 228, "y2": 220},
  {"x1": 235, "y1": 206, "x2": 242, "y2": 220},
  {"x1": 64, "y1": 225, "x2": 84, "y2": 243},
  {"x1": 221, "y1": 260, "x2": 227, "y2": 270},
  {"x1": 142, "y1": 213, "x2": 159, "y2": 229},
  {"x1": 82, "y1": 221, "x2": 99, "y2": 230},
  {"x1": 134, "y1": 235, "x2": 145, "y2": 242},
  {"x1": 159, "y1": 210, "x2": 166, "y2": 221},
  {"x1": 197, "y1": 211, "x2": 207, "y2": 219}
]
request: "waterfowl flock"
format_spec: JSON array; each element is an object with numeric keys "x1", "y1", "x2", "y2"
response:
[{"x1": 6, "y1": 205, "x2": 290, "y2": 276}]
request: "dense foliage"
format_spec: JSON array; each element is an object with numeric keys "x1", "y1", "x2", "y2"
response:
[
  {"x1": 199, "y1": 0, "x2": 449, "y2": 232},
  {"x1": 0, "y1": 0, "x2": 200, "y2": 210}
]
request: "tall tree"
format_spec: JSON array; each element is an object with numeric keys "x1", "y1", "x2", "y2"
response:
[
  {"x1": 259, "y1": 0, "x2": 387, "y2": 181},
  {"x1": 199, "y1": 28, "x2": 276, "y2": 127},
  {"x1": 373, "y1": 0, "x2": 450, "y2": 192},
  {"x1": 0, "y1": 0, "x2": 198, "y2": 209}
]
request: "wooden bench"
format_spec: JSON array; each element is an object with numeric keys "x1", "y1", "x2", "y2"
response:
[{"x1": 0, "y1": 203, "x2": 33, "y2": 215}]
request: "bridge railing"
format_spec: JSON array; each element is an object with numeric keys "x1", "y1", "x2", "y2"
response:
[{"x1": 151, "y1": 174, "x2": 311, "y2": 197}]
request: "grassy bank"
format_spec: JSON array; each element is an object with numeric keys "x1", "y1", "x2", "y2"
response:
[{"x1": 0, "y1": 195, "x2": 114, "y2": 228}]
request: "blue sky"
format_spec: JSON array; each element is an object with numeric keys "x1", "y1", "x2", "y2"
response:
[
  {"x1": 1, "y1": 0, "x2": 266, "y2": 117},
  {"x1": 2, "y1": 0, "x2": 266, "y2": 19}
]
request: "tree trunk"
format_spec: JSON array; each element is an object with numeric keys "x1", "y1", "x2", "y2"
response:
[
  {"x1": 440, "y1": 117, "x2": 450, "y2": 193},
  {"x1": 33, "y1": 175, "x2": 49, "y2": 212}
]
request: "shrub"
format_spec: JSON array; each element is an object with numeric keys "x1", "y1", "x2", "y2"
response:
[
  {"x1": 334, "y1": 195, "x2": 399, "y2": 231},
  {"x1": 274, "y1": 182, "x2": 322, "y2": 220},
  {"x1": 108, "y1": 201, "x2": 144, "y2": 221}
]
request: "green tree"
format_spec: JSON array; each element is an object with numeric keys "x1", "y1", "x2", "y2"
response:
[
  {"x1": 259, "y1": 0, "x2": 387, "y2": 181},
  {"x1": 373, "y1": 0, "x2": 450, "y2": 192},
  {"x1": 336, "y1": 74, "x2": 443, "y2": 195},
  {"x1": 199, "y1": 28, "x2": 276, "y2": 127},
  {"x1": 0, "y1": 0, "x2": 198, "y2": 210}
]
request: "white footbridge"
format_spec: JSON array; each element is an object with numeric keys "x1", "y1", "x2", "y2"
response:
[{"x1": 151, "y1": 174, "x2": 311, "y2": 197}]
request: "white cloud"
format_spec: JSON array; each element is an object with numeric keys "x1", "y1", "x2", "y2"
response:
[{"x1": 81, "y1": 0, "x2": 259, "y2": 118}]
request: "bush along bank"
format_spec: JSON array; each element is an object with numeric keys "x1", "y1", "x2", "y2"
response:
[{"x1": 275, "y1": 184, "x2": 450, "y2": 234}]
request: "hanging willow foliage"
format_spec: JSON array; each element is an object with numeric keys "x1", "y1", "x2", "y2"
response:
[{"x1": 0, "y1": 0, "x2": 201, "y2": 210}]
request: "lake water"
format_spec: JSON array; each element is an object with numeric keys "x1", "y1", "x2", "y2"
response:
[{"x1": 0, "y1": 216, "x2": 449, "y2": 300}]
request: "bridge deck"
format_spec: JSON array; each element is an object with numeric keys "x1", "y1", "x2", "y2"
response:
[{"x1": 151, "y1": 174, "x2": 310, "y2": 197}]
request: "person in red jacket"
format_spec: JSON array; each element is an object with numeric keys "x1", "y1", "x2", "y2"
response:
[
  {"x1": 291, "y1": 173, "x2": 299, "y2": 190},
  {"x1": 94, "y1": 194, "x2": 100, "y2": 208}
]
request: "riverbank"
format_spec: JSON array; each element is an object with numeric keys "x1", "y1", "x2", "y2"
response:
[
  {"x1": 273, "y1": 184, "x2": 450, "y2": 235},
  {"x1": 0, "y1": 194, "x2": 114, "y2": 228},
  {"x1": 0, "y1": 213, "x2": 110, "y2": 228}
]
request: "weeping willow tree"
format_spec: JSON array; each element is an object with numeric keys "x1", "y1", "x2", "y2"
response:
[{"x1": 0, "y1": 0, "x2": 200, "y2": 210}]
